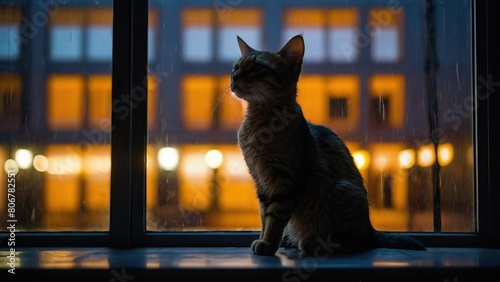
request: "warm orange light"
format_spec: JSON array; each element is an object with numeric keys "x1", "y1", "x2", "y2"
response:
[
  {"x1": 352, "y1": 150, "x2": 370, "y2": 170},
  {"x1": 181, "y1": 75, "x2": 216, "y2": 130},
  {"x1": 398, "y1": 149, "x2": 415, "y2": 169},
  {"x1": 88, "y1": 75, "x2": 111, "y2": 129},
  {"x1": 369, "y1": 75, "x2": 405, "y2": 128},
  {"x1": 47, "y1": 75, "x2": 85, "y2": 130},
  {"x1": 438, "y1": 143, "x2": 454, "y2": 166},
  {"x1": 33, "y1": 155, "x2": 49, "y2": 172},
  {"x1": 15, "y1": 149, "x2": 33, "y2": 169},
  {"x1": 205, "y1": 149, "x2": 223, "y2": 169},
  {"x1": 158, "y1": 147, "x2": 179, "y2": 171},
  {"x1": 417, "y1": 144, "x2": 435, "y2": 167}
]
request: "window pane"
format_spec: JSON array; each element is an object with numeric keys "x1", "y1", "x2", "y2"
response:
[
  {"x1": 0, "y1": 3, "x2": 112, "y2": 231},
  {"x1": 0, "y1": 8, "x2": 20, "y2": 60},
  {"x1": 147, "y1": 1, "x2": 474, "y2": 233},
  {"x1": 327, "y1": 8, "x2": 360, "y2": 63},
  {"x1": 0, "y1": 74, "x2": 21, "y2": 131},
  {"x1": 283, "y1": 9, "x2": 325, "y2": 62},
  {"x1": 87, "y1": 26, "x2": 112, "y2": 61},
  {"x1": 182, "y1": 9, "x2": 214, "y2": 63},
  {"x1": 217, "y1": 9, "x2": 262, "y2": 62},
  {"x1": 87, "y1": 8, "x2": 113, "y2": 61},
  {"x1": 369, "y1": 8, "x2": 404, "y2": 63}
]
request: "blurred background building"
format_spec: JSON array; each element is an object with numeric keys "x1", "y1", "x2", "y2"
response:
[{"x1": 0, "y1": 0, "x2": 474, "y2": 233}]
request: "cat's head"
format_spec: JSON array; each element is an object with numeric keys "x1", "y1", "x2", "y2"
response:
[{"x1": 230, "y1": 35, "x2": 305, "y2": 105}]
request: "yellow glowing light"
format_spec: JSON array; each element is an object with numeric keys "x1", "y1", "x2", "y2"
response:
[
  {"x1": 398, "y1": 149, "x2": 415, "y2": 169},
  {"x1": 158, "y1": 147, "x2": 179, "y2": 171},
  {"x1": 46, "y1": 155, "x2": 83, "y2": 175},
  {"x1": 15, "y1": 149, "x2": 33, "y2": 169},
  {"x1": 374, "y1": 155, "x2": 389, "y2": 170},
  {"x1": 205, "y1": 149, "x2": 223, "y2": 169},
  {"x1": 4, "y1": 159, "x2": 19, "y2": 175},
  {"x1": 84, "y1": 155, "x2": 111, "y2": 175},
  {"x1": 438, "y1": 143, "x2": 454, "y2": 166},
  {"x1": 417, "y1": 145, "x2": 435, "y2": 167},
  {"x1": 352, "y1": 150, "x2": 370, "y2": 170},
  {"x1": 33, "y1": 155, "x2": 49, "y2": 172}
]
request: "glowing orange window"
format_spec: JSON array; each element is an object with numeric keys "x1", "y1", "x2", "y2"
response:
[
  {"x1": 369, "y1": 74, "x2": 405, "y2": 129},
  {"x1": 47, "y1": 75, "x2": 85, "y2": 130},
  {"x1": 88, "y1": 75, "x2": 111, "y2": 129},
  {"x1": 181, "y1": 75, "x2": 217, "y2": 130}
]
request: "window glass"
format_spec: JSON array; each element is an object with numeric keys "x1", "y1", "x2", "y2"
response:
[
  {"x1": 217, "y1": 9, "x2": 262, "y2": 62},
  {"x1": 0, "y1": 74, "x2": 21, "y2": 131},
  {"x1": 283, "y1": 9, "x2": 325, "y2": 62},
  {"x1": 0, "y1": 0, "x2": 477, "y2": 238},
  {"x1": 0, "y1": 2, "x2": 112, "y2": 231},
  {"x1": 369, "y1": 8, "x2": 404, "y2": 62},
  {"x1": 0, "y1": 8, "x2": 20, "y2": 60},
  {"x1": 182, "y1": 9, "x2": 214, "y2": 62},
  {"x1": 50, "y1": 10, "x2": 84, "y2": 61},
  {"x1": 328, "y1": 9, "x2": 360, "y2": 63},
  {"x1": 147, "y1": 1, "x2": 474, "y2": 233}
]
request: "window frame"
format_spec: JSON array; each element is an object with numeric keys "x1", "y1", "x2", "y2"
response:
[{"x1": 3, "y1": 0, "x2": 499, "y2": 249}]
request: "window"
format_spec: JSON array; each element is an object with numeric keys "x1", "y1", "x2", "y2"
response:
[
  {"x1": 369, "y1": 8, "x2": 404, "y2": 62},
  {"x1": 329, "y1": 98, "x2": 348, "y2": 119},
  {"x1": 181, "y1": 8, "x2": 262, "y2": 63},
  {"x1": 0, "y1": 8, "x2": 20, "y2": 60},
  {"x1": 0, "y1": 0, "x2": 497, "y2": 249},
  {"x1": 0, "y1": 74, "x2": 21, "y2": 131}
]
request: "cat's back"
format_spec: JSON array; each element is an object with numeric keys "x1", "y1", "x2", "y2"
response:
[{"x1": 307, "y1": 123, "x2": 363, "y2": 182}]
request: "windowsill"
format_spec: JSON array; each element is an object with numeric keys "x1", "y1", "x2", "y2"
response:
[{"x1": 1, "y1": 247, "x2": 500, "y2": 281}]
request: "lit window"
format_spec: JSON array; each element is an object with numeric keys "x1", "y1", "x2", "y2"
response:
[
  {"x1": 0, "y1": 74, "x2": 21, "y2": 131},
  {"x1": 50, "y1": 9, "x2": 84, "y2": 61},
  {"x1": 0, "y1": 8, "x2": 20, "y2": 60},
  {"x1": 83, "y1": 145, "x2": 111, "y2": 222},
  {"x1": 180, "y1": 75, "x2": 242, "y2": 131},
  {"x1": 326, "y1": 75, "x2": 360, "y2": 131},
  {"x1": 369, "y1": 74, "x2": 405, "y2": 128},
  {"x1": 88, "y1": 75, "x2": 112, "y2": 129},
  {"x1": 327, "y1": 8, "x2": 360, "y2": 63},
  {"x1": 182, "y1": 9, "x2": 214, "y2": 62},
  {"x1": 369, "y1": 8, "x2": 404, "y2": 62},
  {"x1": 217, "y1": 76, "x2": 244, "y2": 130},
  {"x1": 47, "y1": 75, "x2": 85, "y2": 130},
  {"x1": 181, "y1": 75, "x2": 217, "y2": 130},
  {"x1": 217, "y1": 9, "x2": 262, "y2": 62},
  {"x1": 283, "y1": 9, "x2": 325, "y2": 62},
  {"x1": 368, "y1": 143, "x2": 409, "y2": 230},
  {"x1": 87, "y1": 8, "x2": 113, "y2": 61},
  {"x1": 148, "y1": 11, "x2": 158, "y2": 62},
  {"x1": 174, "y1": 145, "x2": 259, "y2": 230},
  {"x1": 296, "y1": 75, "x2": 326, "y2": 124}
]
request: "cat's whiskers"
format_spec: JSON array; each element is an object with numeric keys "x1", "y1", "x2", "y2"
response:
[{"x1": 213, "y1": 86, "x2": 232, "y2": 117}]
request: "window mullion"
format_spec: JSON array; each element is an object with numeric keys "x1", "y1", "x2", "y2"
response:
[
  {"x1": 130, "y1": 0, "x2": 149, "y2": 245},
  {"x1": 110, "y1": 0, "x2": 148, "y2": 247}
]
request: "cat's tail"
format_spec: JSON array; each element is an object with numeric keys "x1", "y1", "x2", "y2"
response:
[{"x1": 371, "y1": 229, "x2": 426, "y2": 250}]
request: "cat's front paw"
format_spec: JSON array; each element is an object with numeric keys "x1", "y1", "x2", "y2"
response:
[{"x1": 251, "y1": 240, "x2": 277, "y2": 256}]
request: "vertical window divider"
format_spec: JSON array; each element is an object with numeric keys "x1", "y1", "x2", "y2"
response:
[
  {"x1": 110, "y1": 0, "x2": 149, "y2": 248},
  {"x1": 130, "y1": 0, "x2": 149, "y2": 245}
]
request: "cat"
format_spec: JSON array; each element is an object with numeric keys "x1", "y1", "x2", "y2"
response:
[{"x1": 230, "y1": 34, "x2": 426, "y2": 256}]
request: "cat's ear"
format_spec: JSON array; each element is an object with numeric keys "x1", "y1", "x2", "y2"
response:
[
  {"x1": 237, "y1": 36, "x2": 254, "y2": 57},
  {"x1": 278, "y1": 35, "x2": 305, "y2": 67}
]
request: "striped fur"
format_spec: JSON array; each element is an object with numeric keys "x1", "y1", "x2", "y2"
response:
[{"x1": 231, "y1": 35, "x2": 425, "y2": 256}]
